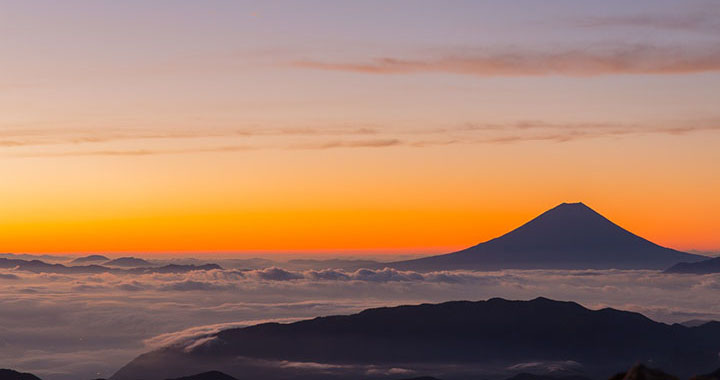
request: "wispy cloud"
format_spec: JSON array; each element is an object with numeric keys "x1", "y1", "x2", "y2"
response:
[
  {"x1": 290, "y1": 139, "x2": 402, "y2": 150},
  {"x1": 574, "y1": 7, "x2": 720, "y2": 33},
  {"x1": 4, "y1": 120, "x2": 720, "y2": 158},
  {"x1": 294, "y1": 44, "x2": 720, "y2": 77}
]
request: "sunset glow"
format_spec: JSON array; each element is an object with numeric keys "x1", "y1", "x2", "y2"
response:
[{"x1": 2, "y1": 1, "x2": 720, "y2": 255}]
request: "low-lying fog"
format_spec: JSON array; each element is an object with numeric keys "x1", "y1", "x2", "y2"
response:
[{"x1": 2, "y1": 255, "x2": 720, "y2": 380}]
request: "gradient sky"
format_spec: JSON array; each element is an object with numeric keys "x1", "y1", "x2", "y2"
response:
[{"x1": 1, "y1": 0, "x2": 720, "y2": 254}]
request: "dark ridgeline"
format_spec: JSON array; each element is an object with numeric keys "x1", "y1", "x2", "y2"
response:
[
  {"x1": 165, "y1": 371, "x2": 238, "y2": 380},
  {"x1": 505, "y1": 374, "x2": 591, "y2": 380},
  {"x1": 692, "y1": 368, "x2": 720, "y2": 380},
  {"x1": 110, "y1": 297, "x2": 720, "y2": 380},
  {"x1": 665, "y1": 257, "x2": 720, "y2": 274},
  {"x1": 102, "y1": 257, "x2": 153, "y2": 267},
  {"x1": 69, "y1": 255, "x2": 110, "y2": 264},
  {"x1": 609, "y1": 364, "x2": 680, "y2": 380},
  {"x1": 388, "y1": 202, "x2": 705, "y2": 271},
  {"x1": 0, "y1": 369, "x2": 42, "y2": 380}
]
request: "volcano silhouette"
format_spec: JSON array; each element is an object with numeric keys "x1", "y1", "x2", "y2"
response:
[{"x1": 389, "y1": 202, "x2": 705, "y2": 270}]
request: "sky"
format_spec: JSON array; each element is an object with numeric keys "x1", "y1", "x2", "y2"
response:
[{"x1": 1, "y1": 0, "x2": 720, "y2": 254}]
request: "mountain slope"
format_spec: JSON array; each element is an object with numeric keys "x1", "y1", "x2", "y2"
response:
[
  {"x1": 0, "y1": 369, "x2": 42, "y2": 380},
  {"x1": 389, "y1": 202, "x2": 704, "y2": 270},
  {"x1": 166, "y1": 371, "x2": 237, "y2": 380},
  {"x1": 111, "y1": 297, "x2": 720, "y2": 380}
]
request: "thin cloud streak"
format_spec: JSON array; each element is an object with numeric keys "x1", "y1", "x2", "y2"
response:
[
  {"x1": 0, "y1": 127, "x2": 380, "y2": 149},
  {"x1": 5, "y1": 122, "x2": 720, "y2": 158},
  {"x1": 294, "y1": 44, "x2": 720, "y2": 77},
  {"x1": 574, "y1": 8, "x2": 720, "y2": 33}
]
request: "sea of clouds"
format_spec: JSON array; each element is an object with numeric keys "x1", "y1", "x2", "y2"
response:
[{"x1": 2, "y1": 264, "x2": 720, "y2": 380}]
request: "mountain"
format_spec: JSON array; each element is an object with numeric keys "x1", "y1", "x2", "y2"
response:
[
  {"x1": 680, "y1": 319, "x2": 717, "y2": 328},
  {"x1": 388, "y1": 202, "x2": 705, "y2": 271},
  {"x1": 111, "y1": 297, "x2": 720, "y2": 380},
  {"x1": 103, "y1": 257, "x2": 153, "y2": 267},
  {"x1": 692, "y1": 368, "x2": 720, "y2": 380},
  {"x1": 0, "y1": 253, "x2": 71, "y2": 262},
  {"x1": 665, "y1": 257, "x2": 720, "y2": 274},
  {"x1": 0, "y1": 369, "x2": 42, "y2": 380},
  {"x1": 0, "y1": 258, "x2": 221, "y2": 275},
  {"x1": 609, "y1": 364, "x2": 679, "y2": 380},
  {"x1": 70, "y1": 255, "x2": 110, "y2": 264},
  {"x1": 506, "y1": 374, "x2": 591, "y2": 380},
  {"x1": 166, "y1": 371, "x2": 237, "y2": 380}
]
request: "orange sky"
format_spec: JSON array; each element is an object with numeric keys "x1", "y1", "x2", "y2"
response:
[{"x1": 2, "y1": 1, "x2": 720, "y2": 255}]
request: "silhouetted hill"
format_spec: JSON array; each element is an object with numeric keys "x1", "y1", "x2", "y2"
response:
[
  {"x1": 104, "y1": 257, "x2": 153, "y2": 267},
  {"x1": 609, "y1": 364, "x2": 679, "y2": 380},
  {"x1": 665, "y1": 257, "x2": 720, "y2": 274},
  {"x1": 166, "y1": 371, "x2": 237, "y2": 380},
  {"x1": 388, "y1": 202, "x2": 704, "y2": 270},
  {"x1": 691, "y1": 368, "x2": 720, "y2": 380},
  {"x1": 111, "y1": 297, "x2": 720, "y2": 380},
  {"x1": 680, "y1": 320, "x2": 717, "y2": 328},
  {"x1": 0, "y1": 369, "x2": 42, "y2": 380},
  {"x1": 70, "y1": 255, "x2": 110, "y2": 264},
  {"x1": 506, "y1": 374, "x2": 591, "y2": 380}
]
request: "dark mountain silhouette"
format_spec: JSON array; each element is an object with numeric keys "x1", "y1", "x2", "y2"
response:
[
  {"x1": 665, "y1": 257, "x2": 720, "y2": 274},
  {"x1": 506, "y1": 374, "x2": 591, "y2": 380},
  {"x1": 388, "y1": 202, "x2": 705, "y2": 271},
  {"x1": 680, "y1": 320, "x2": 717, "y2": 328},
  {"x1": 166, "y1": 371, "x2": 237, "y2": 380},
  {"x1": 691, "y1": 368, "x2": 720, "y2": 380},
  {"x1": 0, "y1": 369, "x2": 42, "y2": 380},
  {"x1": 0, "y1": 253, "x2": 70, "y2": 262},
  {"x1": 70, "y1": 254, "x2": 110, "y2": 264},
  {"x1": 111, "y1": 297, "x2": 720, "y2": 380},
  {"x1": 609, "y1": 364, "x2": 679, "y2": 380},
  {"x1": 0, "y1": 258, "x2": 221, "y2": 275},
  {"x1": 104, "y1": 257, "x2": 153, "y2": 267},
  {"x1": 127, "y1": 263, "x2": 222, "y2": 274}
]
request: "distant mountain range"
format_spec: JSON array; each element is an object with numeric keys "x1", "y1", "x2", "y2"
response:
[
  {"x1": 103, "y1": 257, "x2": 153, "y2": 267},
  {"x1": 111, "y1": 297, "x2": 720, "y2": 380},
  {"x1": 665, "y1": 257, "x2": 720, "y2": 274},
  {"x1": 388, "y1": 202, "x2": 705, "y2": 271},
  {"x1": 70, "y1": 255, "x2": 110, "y2": 264},
  {"x1": 0, "y1": 257, "x2": 220, "y2": 275},
  {"x1": 6, "y1": 362, "x2": 719, "y2": 380}
]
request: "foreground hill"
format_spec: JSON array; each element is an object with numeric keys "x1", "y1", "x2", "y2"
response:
[
  {"x1": 388, "y1": 202, "x2": 704, "y2": 271},
  {"x1": 0, "y1": 369, "x2": 42, "y2": 380},
  {"x1": 665, "y1": 257, "x2": 720, "y2": 274},
  {"x1": 111, "y1": 297, "x2": 720, "y2": 380}
]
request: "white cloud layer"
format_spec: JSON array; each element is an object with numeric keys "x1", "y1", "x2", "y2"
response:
[{"x1": 1, "y1": 265, "x2": 720, "y2": 380}]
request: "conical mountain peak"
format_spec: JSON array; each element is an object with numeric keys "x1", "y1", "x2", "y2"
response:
[{"x1": 389, "y1": 202, "x2": 706, "y2": 270}]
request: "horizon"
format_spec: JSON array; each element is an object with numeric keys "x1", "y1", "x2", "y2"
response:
[{"x1": 5, "y1": 201, "x2": 718, "y2": 257}]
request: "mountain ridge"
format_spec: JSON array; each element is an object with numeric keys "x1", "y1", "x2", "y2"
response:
[{"x1": 111, "y1": 297, "x2": 720, "y2": 380}]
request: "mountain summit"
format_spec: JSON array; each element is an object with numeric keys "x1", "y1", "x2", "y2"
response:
[{"x1": 389, "y1": 202, "x2": 705, "y2": 270}]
